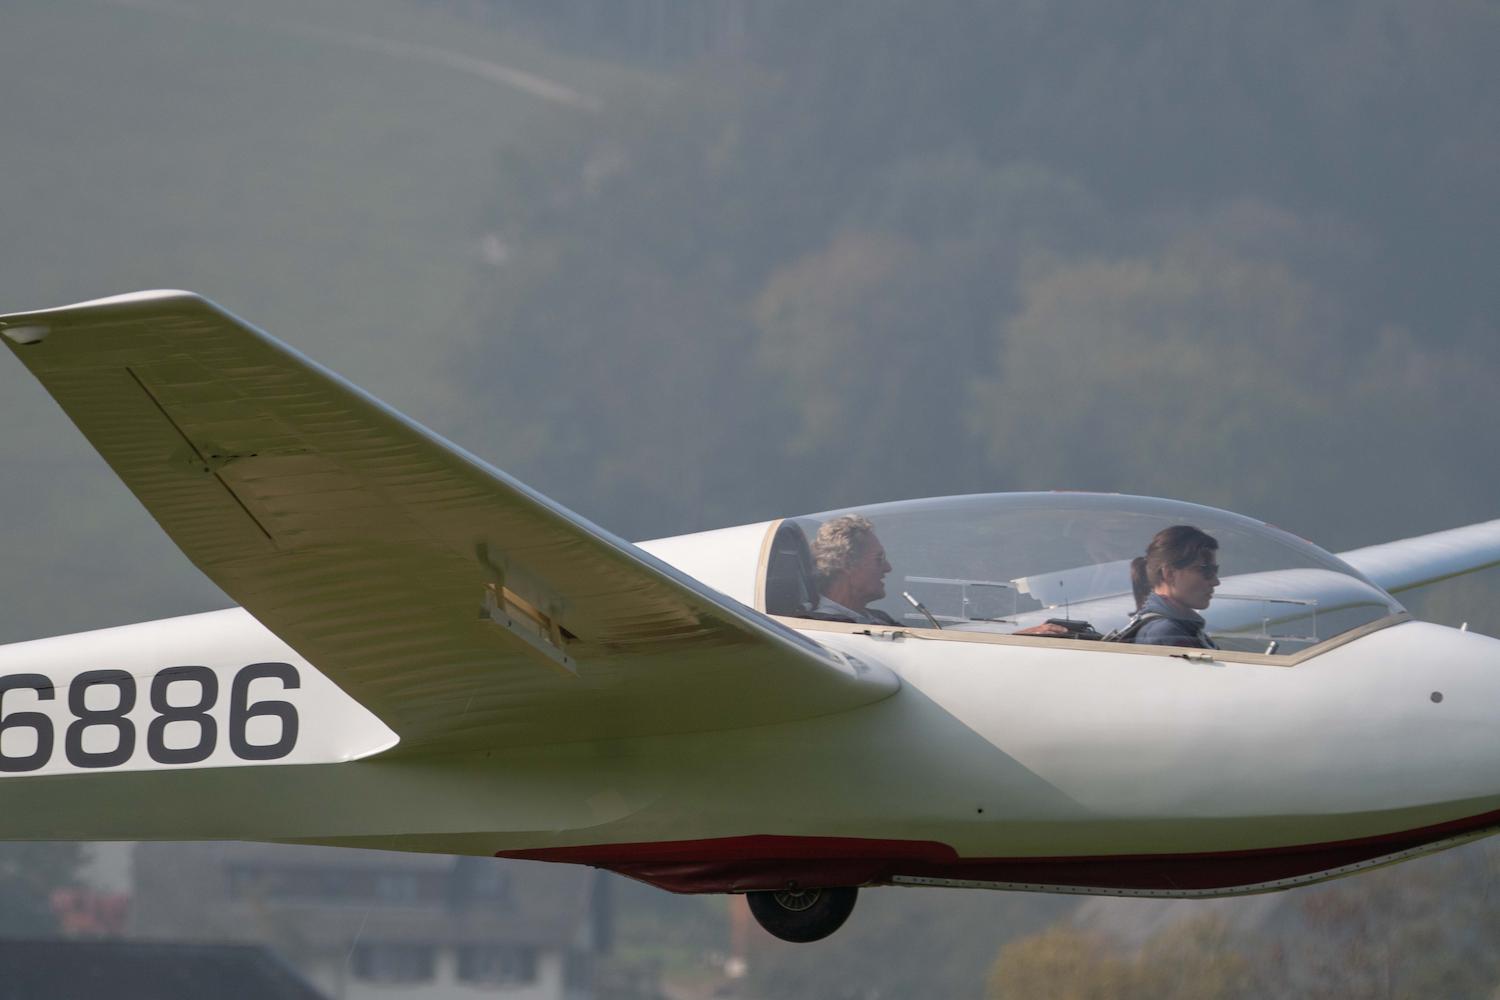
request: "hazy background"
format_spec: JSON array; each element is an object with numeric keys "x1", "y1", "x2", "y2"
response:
[{"x1": 2, "y1": 0, "x2": 1499, "y2": 996}]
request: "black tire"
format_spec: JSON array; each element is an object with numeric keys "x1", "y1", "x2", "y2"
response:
[{"x1": 746, "y1": 886, "x2": 858, "y2": 943}]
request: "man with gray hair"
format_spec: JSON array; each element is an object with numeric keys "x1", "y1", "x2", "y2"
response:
[
  {"x1": 806, "y1": 513, "x2": 1069, "y2": 636},
  {"x1": 809, "y1": 514, "x2": 899, "y2": 625}
]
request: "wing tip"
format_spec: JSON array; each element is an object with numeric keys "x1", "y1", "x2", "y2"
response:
[{"x1": 0, "y1": 288, "x2": 208, "y2": 336}]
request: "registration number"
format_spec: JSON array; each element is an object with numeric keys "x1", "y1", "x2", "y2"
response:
[{"x1": 0, "y1": 663, "x2": 300, "y2": 772}]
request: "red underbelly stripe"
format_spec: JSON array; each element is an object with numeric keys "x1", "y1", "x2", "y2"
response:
[{"x1": 495, "y1": 807, "x2": 1500, "y2": 894}]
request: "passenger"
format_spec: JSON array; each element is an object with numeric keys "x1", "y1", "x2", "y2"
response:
[
  {"x1": 807, "y1": 514, "x2": 1068, "y2": 635},
  {"x1": 809, "y1": 515, "x2": 899, "y2": 625},
  {"x1": 1128, "y1": 525, "x2": 1220, "y2": 649}
]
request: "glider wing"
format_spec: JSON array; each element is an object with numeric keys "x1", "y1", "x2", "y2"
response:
[
  {"x1": 0, "y1": 291, "x2": 895, "y2": 754},
  {"x1": 1339, "y1": 519, "x2": 1500, "y2": 594}
]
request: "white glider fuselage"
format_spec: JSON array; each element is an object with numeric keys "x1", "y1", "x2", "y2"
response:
[{"x1": 5, "y1": 593, "x2": 1499, "y2": 899}]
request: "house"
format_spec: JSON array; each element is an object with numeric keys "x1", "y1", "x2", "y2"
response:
[
  {"x1": 129, "y1": 842, "x2": 621, "y2": 1000},
  {"x1": 0, "y1": 938, "x2": 326, "y2": 1000}
]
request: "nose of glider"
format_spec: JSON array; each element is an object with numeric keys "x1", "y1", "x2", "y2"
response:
[
  {"x1": 1383, "y1": 623, "x2": 1500, "y2": 800},
  {"x1": 1310, "y1": 622, "x2": 1500, "y2": 815}
]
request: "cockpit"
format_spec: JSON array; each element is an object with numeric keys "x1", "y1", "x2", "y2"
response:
[{"x1": 762, "y1": 493, "x2": 1405, "y2": 657}]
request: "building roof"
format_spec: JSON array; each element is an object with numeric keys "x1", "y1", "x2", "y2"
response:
[
  {"x1": 130, "y1": 842, "x2": 596, "y2": 951},
  {"x1": 0, "y1": 939, "x2": 326, "y2": 1000}
]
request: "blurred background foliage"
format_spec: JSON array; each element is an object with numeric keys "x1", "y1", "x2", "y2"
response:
[{"x1": 461, "y1": 0, "x2": 1500, "y2": 555}]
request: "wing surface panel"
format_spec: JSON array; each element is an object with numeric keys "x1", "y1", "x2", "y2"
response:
[
  {"x1": 0, "y1": 291, "x2": 895, "y2": 752},
  {"x1": 1339, "y1": 519, "x2": 1500, "y2": 594}
]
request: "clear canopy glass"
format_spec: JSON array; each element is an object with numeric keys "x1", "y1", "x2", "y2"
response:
[{"x1": 767, "y1": 493, "x2": 1403, "y2": 655}]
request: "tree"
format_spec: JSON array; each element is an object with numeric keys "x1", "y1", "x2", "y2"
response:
[
  {"x1": 987, "y1": 925, "x2": 1131, "y2": 1000},
  {"x1": 1134, "y1": 914, "x2": 1249, "y2": 1000},
  {"x1": 989, "y1": 915, "x2": 1249, "y2": 1000},
  {"x1": 967, "y1": 232, "x2": 1500, "y2": 548}
]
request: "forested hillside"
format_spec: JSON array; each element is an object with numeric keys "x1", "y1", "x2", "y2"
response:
[{"x1": 458, "y1": 1, "x2": 1500, "y2": 560}]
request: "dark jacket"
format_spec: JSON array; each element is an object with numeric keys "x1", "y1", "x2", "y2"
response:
[
  {"x1": 1132, "y1": 593, "x2": 1217, "y2": 649},
  {"x1": 806, "y1": 597, "x2": 899, "y2": 626}
]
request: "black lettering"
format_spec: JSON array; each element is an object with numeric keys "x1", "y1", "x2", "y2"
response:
[
  {"x1": 147, "y1": 666, "x2": 218, "y2": 765},
  {"x1": 0, "y1": 674, "x2": 56, "y2": 773},
  {"x1": 229, "y1": 662, "x2": 299, "y2": 760},
  {"x1": 65, "y1": 670, "x2": 137, "y2": 769}
]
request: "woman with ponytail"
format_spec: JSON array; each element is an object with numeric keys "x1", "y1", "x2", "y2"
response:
[{"x1": 1127, "y1": 525, "x2": 1220, "y2": 648}]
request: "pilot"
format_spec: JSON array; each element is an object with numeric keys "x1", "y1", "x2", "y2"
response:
[
  {"x1": 808, "y1": 515, "x2": 900, "y2": 625},
  {"x1": 1128, "y1": 525, "x2": 1220, "y2": 648}
]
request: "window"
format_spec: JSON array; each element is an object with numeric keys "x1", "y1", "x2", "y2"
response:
[
  {"x1": 374, "y1": 871, "x2": 422, "y2": 903},
  {"x1": 447, "y1": 856, "x2": 512, "y2": 911},
  {"x1": 351, "y1": 943, "x2": 436, "y2": 984},
  {"x1": 225, "y1": 863, "x2": 448, "y2": 906},
  {"x1": 457, "y1": 945, "x2": 537, "y2": 985},
  {"x1": 772, "y1": 493, "x2": 1404, "y2": 655}
]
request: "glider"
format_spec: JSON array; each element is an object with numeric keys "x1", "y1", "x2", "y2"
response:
[{"x1": 3, "y1": 291, "x2": 1499, "y2": 942}]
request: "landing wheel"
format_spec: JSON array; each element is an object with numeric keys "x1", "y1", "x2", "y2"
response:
[{"x1": 746, "y1": 886, "x2": 858, "y2": 943}]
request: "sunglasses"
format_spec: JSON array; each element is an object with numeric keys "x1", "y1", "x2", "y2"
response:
[{"x1": 1173, "y1": 556, "x2": 1219, "y2": 577}]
